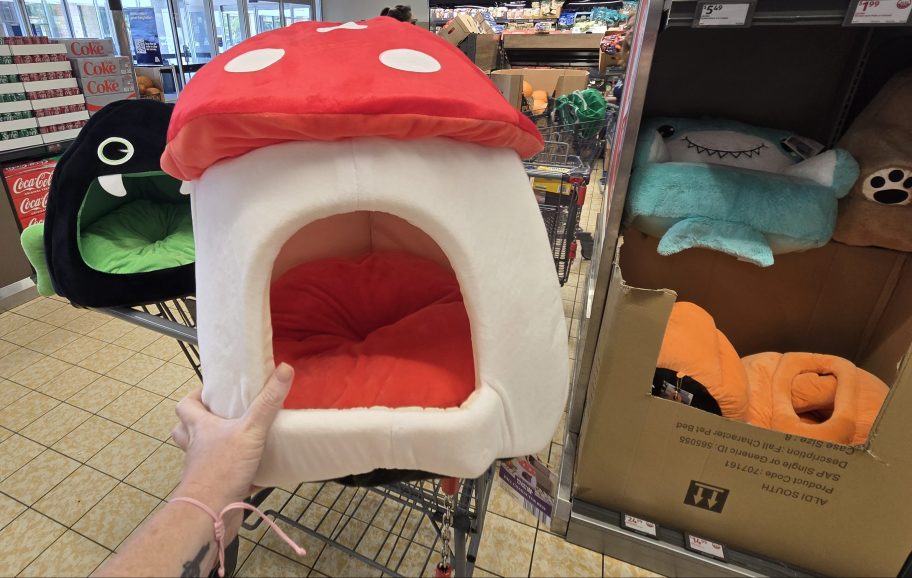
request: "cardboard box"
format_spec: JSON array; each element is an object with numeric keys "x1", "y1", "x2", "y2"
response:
[
  {"x1": 53, "y1": 38, "x2": 115, "y2": 58},
  {"x1": 489, "y1": 68, "x2": 589, "y2": 109},
  {"x1": 71, "y1": 56, "x2": 132, "y2": 78},
  {"x1": 84, "y1": 92, "x2": 135, "y2": 114},
  {"x1": 0, "y1": 134, "x2": 41, "y2": 151},
  {"x1": 459, "y1": 33, "x2": 500, "y2": 72},
  {"x1": 573, "y1": 229, "x2": 912, "y2": 577},
  {"x1": 78, "y1": 74, "x2": 136, "y2": 97},
  {"x1": 3, "y1": 157, "x2": 56, "y2": 229},
  {"x1": 437, "y1": 13, "x2": 479, "y2": 47},
  {"x1": 8, "y1": 43, "x2": 66, "y2": 57}
]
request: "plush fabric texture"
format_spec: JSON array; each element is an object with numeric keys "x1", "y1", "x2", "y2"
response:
[
  {"x1": 20, "y1": 224, "x2": 53, "y2": 297},
  {"x1": 656, "y1": 302, "x2": 750, "y2": 420},
  {"x1": 190, "y1": 138, "x2": 568, "y2": 486},
  {"x1": 743, "y1": 352, "x2": 888, "y2": 445},
  {"x1": 43, "y1": 99, "x2": 193, "y2": 307},
  {"x1": 79, "y1": 199, "x2": 194, "y2": 274},
  {"x1": 834, "y1": 69, "x2": 912, "y2": 252},
  {"x1": 626, "y1": 117, "x2": 859, "y2": 267},
  {"x1": 162, "y1": 17, "x2": 543, "y2": 181},
  {"x1": 272, "y1": 252, "x2": 475, "y2": 410}
]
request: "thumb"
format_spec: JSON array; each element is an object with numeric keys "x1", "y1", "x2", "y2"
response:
[{"x1": 243, "y1": 363, "x2": 294, "y2": 436}]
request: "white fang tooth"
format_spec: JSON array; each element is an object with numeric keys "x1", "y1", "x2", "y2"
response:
[
  {"x1": 98, "y1": 174, "x2": 127, "y2": 197},
  {"x1": 180, "y1": 181, "x2": 195, "y2": 196}
]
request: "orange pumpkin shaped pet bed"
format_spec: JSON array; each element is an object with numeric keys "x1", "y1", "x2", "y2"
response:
[
  {"x1": 654, "y1": 302, "x2": 887, "y2": 444},
  {"x1": 743, "y1": 353, "x2": 887, "y2": 446},
  {"x1": 162, "y1": 17, "x2": 568, "y2": 486}
]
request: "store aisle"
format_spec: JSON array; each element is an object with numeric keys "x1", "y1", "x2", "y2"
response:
[{"x1": 0, "y1": 180, "x2": 654, "y2": 578}]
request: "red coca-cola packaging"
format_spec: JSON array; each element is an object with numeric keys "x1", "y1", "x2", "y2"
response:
[
  {"x1": 2, "y1": 157, "x2": 57, "y2": 230},
  {"x1": 72, "y1": 56, "x2": 132, "y2": 78}
]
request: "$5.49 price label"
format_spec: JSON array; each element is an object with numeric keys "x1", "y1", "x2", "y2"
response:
[
  {"x1": 847, "y1": 0, "x2": 912, "y2": 24},
  {"x1": 694, "y1": 1, "x2": 755, "y2": 26}
]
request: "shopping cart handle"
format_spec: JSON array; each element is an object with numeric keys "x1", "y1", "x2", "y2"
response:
[{"x1": 95, "y1": 306, "x2": 199, "y2": 345}]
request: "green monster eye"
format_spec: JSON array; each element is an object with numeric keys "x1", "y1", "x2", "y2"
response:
[{"x1": 97, "y1": 137, "x2": 135, "y2": 166}]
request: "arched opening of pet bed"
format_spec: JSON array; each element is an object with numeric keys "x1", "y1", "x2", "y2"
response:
[
  {"x1": 270, "y1": 211, "x2": 476, "y2": 410},
  {"x1": 76, "y1": 172, "x2": 192, "y2": 274}
]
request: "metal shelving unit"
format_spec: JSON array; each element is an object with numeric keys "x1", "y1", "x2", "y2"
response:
[{"x1": 553, "y1": 0, "x2": 912, "y2": 575}]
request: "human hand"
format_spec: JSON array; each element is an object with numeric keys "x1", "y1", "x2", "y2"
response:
[{"x1": 170, "y1": 363, "x2": 294, "y2": 512}]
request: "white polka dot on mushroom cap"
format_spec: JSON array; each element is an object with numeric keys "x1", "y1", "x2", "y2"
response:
[
  {"x1": 379, "y1": 49, "x2": 441, "y2": 73},
  {"x1": 317, "y1": 21, "x2": 367, "y2": 32},
  {"x1": 224, "y1": 48, "x2": 285, "y2": 73}
]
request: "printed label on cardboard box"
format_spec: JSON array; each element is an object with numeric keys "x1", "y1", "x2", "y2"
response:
[
  {"x1": 54, "y1": 38, "x2": 115, "y2": 58},
  {"x1": 674, "y1": 420, "x2": 852, "y2": 508},
  {"x1": 79, "y1": 74, "x2": 136, "y2": 96},
  {"x1": 72, "y1": 56, "x2": 132, "y2": 78}
]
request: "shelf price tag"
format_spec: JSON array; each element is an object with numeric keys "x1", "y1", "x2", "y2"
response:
[
  {"x1": 622, "y1": 514, "x2": 658, "y2": 537},
  {"x1": 694, "y1": 1, "x2": 756, "y2": 27},
  {"x1": 686, "y1": 534, "x2": 726, "y2": 561},
  {"x1": 846, "y1": 0, "x2": 912, "y2": 25}
]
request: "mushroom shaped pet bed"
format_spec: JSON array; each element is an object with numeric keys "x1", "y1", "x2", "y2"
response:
[
  {"x1": 20, "y1": 99, "x2": 193, "y2": 308},
  {"x1": 162, "y1": 17, "x2": 568, "y2": 486}
]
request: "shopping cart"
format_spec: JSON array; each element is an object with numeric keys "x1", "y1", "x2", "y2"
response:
[
  {"x1": 524, "y1": 104, "x2": 616, "y2": 285},
  {"x1": 96, "y1": 301, "x2": 494, "y2": 578}
]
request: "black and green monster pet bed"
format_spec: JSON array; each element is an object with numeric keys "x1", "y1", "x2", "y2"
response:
[{"x1": 21, "y1": 99, "x2": 194, "y2": 308}]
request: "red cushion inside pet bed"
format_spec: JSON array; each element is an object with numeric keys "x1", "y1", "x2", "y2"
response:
[{"x1": 271, "y1": 252, "x2": 476, "y2": 410}]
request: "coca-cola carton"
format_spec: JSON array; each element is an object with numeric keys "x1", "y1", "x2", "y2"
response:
[
  {"x1": 2, "y1": 157, "x2": 57, "y2": 230},
  {"x1": 78, "y1": 74, "x2": 136, "y2": 96},
  {"x1": 72, "y1": 56, "x2": 132, "y2": 78},
  {"x1": 54, "y1": 38, "x2": 115, "y2": 59}
]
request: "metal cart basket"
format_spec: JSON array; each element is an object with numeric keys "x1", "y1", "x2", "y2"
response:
[
  {"x1": 97, "y1": 300, "x2": 495, "y2": 578},
  {"x1": 524, "y1": 106, "x2": 616, "y2": 285}
]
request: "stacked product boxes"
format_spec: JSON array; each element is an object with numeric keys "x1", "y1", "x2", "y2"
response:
[
  {"x1": 57, "y1": 38, "x2": 136, "y2": 114},
  {"x1": 0, "y1": 36, "x2": 90, "y2": 150}
]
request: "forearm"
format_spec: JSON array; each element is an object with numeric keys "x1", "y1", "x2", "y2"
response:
[{"x1": 92, "y1": 500, "x2": 240, "y2": 578}]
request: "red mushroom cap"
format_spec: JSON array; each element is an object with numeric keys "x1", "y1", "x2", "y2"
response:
[{"x1": 161, "y1": 17, "x2": 543, "y2": 181}]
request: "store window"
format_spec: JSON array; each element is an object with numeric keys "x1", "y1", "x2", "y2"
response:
[
  {"x1": 0, "y1": 0, "x2": 24, "y2": 35},
  {"x1": 282, "y1": 0, "x2": 311, "y2": 25},
  {"x1": 247, "y1": 0, "x2": 280, "y2": 36},
  {"x1": 67, "y1": 0, "x2": 113, "y2": 38},
  {"x1": 174, "y1": 0, "x2": 215, "y2": 63},
  {"x1": 123, "y1": 0, "x2": 176, "y2": 63},
  {"x1": 213, "y1": 0, "x2": 244, "y2": 50},
  {"x1": 23, "y1": 0, "x2": 70, "y2": 37}
]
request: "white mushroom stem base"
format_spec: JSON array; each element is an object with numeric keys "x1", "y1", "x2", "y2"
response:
[{"x1": 192, "y1": 137, "x2": 568, "y2": 486}]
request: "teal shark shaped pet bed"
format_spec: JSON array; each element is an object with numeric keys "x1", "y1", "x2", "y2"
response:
[{"x1": 625, "y1": 117, "x2": 859, "y2": 267}]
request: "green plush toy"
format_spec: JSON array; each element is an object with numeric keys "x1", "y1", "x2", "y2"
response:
[{"x1": 20, "y1": 223, "x2": 54, "y2": 297}]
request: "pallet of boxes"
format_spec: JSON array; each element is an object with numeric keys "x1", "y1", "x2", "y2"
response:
[
  {"x1": 56, "y1": 37, "x2": 137, "y2": 114},
  {"x1": 0, "y1": 36, "x2": 90, "y2": 150}
]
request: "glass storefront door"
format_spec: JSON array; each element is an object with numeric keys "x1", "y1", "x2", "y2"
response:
[
  {"x1": 213, "y1": 0, "x2": 244, "y2": 50},
  {"x1": 246, "y1": 0, "x2": 279, "y2": 36},
  {"x1": 282, "y1": 0, "x2": 311, "y2": 25},
  {"x1": 122, "y1": 0, "x2": 177, "y2": 64},
  {"x1": 173, "y1": 0, "x2": 215, "y2": 63}
]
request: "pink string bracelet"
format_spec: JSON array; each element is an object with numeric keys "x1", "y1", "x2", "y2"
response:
[{"x1": 170, "y1": 496, "x2": 307, "y2": 577}]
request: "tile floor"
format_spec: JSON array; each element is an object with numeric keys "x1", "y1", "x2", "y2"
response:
[{"x1": 0, "y1": 180, "x2": 657, "y2": 577}]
